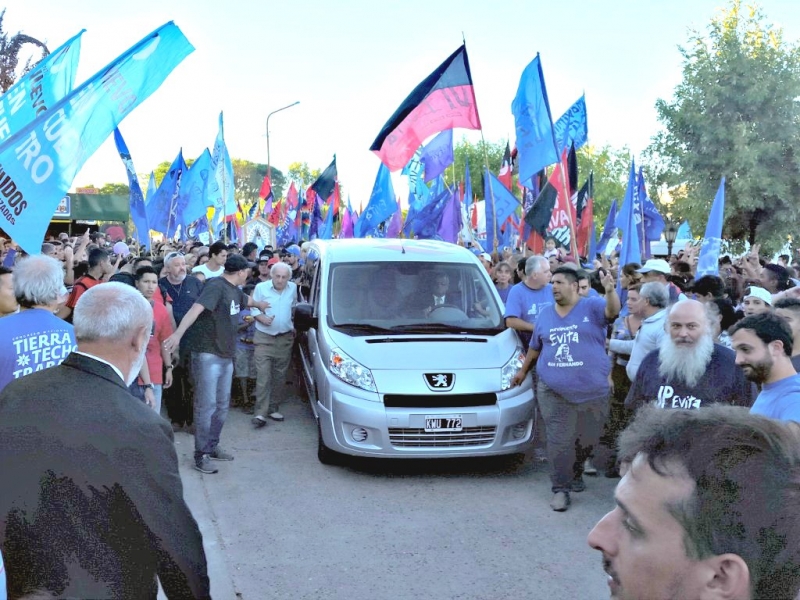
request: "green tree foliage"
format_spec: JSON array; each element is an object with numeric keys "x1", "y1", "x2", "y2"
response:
[
  {"x1": 287, "y1": 161, "x2": 321, "y2": 188},
  {"x1": 99, "y1": 182, "x2": 130, "y2": 195},
  {"x1": 452, "y1": 137, "x2": 507, "y2": 201},
  {"x1": 646, "y1": 1, "x2": 800, "y2": 251},
  {"x1": 577, "y1": 144, "x2": 632, "y2": 229},
  {"x1": 0, "y1": 9, "x2": 49, "y2": 92}
]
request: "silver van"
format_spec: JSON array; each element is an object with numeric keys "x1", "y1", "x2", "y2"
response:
[{"x1": 295, "y1": 239, "x2": 534, "y2": 463}]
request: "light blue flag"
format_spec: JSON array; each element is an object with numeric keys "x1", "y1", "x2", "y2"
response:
[
  {"x1": 177, "y1": 148, "x2": 212, "y2": 226},
  {"x1": 0, "y1": 30, "x2": 84, "y2": 144},
  {"x1": 637, "y1": 166, "x2": 665, "y2": 258},
  {"x1": 616, "y1": 162, "x2": 642, "y2": 283},
  {"x1": 318, "y1": 196, "x2": 336, "y2": 240},
  {"x1": 113, "y1": 128, "x2": 149, "y2": 248},
  {"x1": 511, "y1": 54, "x2": 558, "y2": 187},
  {"x1": 598, "y1": 199, "x2": 618, "y2": 255},
  {"x1": 0, "y1": 22, "x2": 193, "y2": 253},
  {"x1": 484, "y1": 169, "x2": 520, "y2": 253},
  {"x1": 355, "y1": 163, "x2": 397, "y2": 238},
  {"x1": 209, "y1": 111, "x2": 236, "y2": 228},
  {"x1": 420, "y1": 129, "x2": 454, "y2": 183},
  {"x1": 146, "y1": 149, "x2": 185, "y2": 238},
  {"x1": 677, "y1": 220, "x2": 692, "y2": 240},
  {"x1": 145, "y1": 171, "x2": 156, "y2": 204},
  {"x1": 696, "y1": 177, "x2": 726, "y2": 279},
  {"x1": 552, "y1": 94, "x2": 588, "y2": 155},
  {"x1": 588, "y1": 218, "x2": 597, "y2": 262},
  {"x1": 464, "y1": 161, "x2": 473, "y2": 211}
]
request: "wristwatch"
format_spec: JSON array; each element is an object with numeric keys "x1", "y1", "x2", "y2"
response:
[{"x1": 143, "y1": 383, "x2": 155, "y2": 391}]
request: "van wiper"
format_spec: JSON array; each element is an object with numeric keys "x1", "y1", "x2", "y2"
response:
[
  {"x1": 333, "y1": 323, "x2": 394, "y2": 335},
  {"x1": 391, "y1": 323, "x2": 503, "y2": 335}
]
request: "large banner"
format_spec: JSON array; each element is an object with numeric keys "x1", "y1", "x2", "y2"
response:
[{"x1": 0, "y1": 22, "x2": 193, "y2": 253}]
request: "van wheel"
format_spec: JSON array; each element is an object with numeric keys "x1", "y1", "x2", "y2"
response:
[{"x1": 317, "y1": 422, "x2": 343, "y2": 466}]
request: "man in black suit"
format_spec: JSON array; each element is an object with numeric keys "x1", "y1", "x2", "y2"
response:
[
  {"x1": 0, "y1": 282, "x2": 210, "y2": 599},
  {"x1": 408, "y1": 271, "x2": 463, "y2": 317}
]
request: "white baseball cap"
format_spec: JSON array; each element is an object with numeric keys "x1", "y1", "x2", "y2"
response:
[
  {"x1": 636, "y1": 258, "x2": 671, "y2": 275},
  {"x1": 744, "y1": 286, "x2": 772, "y2": 306}
]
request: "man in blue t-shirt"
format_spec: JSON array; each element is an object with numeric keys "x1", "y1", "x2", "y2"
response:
[
  {"x1": 504, "y1": 255, "x2": 553, "y2": 348},
  {"x1": 0, "y1": 255, "x2": 77, "y2": 393},
  {"x1": 513, "y1": 266, "x2": 620, "y2": 512},
  {"x1": 731, "y1": 312, "x2": 800, "y2": 422}
]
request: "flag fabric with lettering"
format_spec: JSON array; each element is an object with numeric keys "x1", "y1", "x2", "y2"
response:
[
  {"x1": 0, "y1": 22, "x2": 193, "y2": 253},
  {"x1": 355, "y1": 162, "x2": 397, "y2": 238},
  {"x1": 696, "y1": 177, "x2": 726, "y2": 279},
  {"x1": 112, "y1": 127, "x2": 149, "y2": 248},
  {"x1": 146, "y1": 149, "x2": 185, "y2": 238},
  {"x1": 371, "y1": 45, "x2": 481, "y2": 171},
  {"x1": 0, "y1": 30, "x2": 84, "y2": 144},
  {"x1": 209, "y1": 112, "x2": 236, "y2": 228},
  {"x1": 176, "y1": 148, "x2": 212, "y2": 227},
  {"x1": 420, "y1": 129, "x2": 454, "y2": 183},
  {"x1": 484, "y1": 169, "x2": 519, "y2": 252},
  {"x1": 552, "y1": 94, "x2": 588, "y2": 155},
  {"x1": 511, "y1": 54, "x2": 558, "y2": 187}
]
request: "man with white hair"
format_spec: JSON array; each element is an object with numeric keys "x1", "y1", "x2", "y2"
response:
[
  {"x1": 251, "y1": 261, "x2": 297, "y2": 427},
  {"x1": 0, "y1": 282, "x2": 210, "y2": 598},
  {"x1": 0, "y1": 255, "x2": 76, "y2": 392},
  {"x1": 626, "y1": 299, "x2": 754, "y2": 410}
]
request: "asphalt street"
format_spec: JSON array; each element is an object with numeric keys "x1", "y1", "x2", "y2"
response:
[{"x1": 163, "y1": 384, "x2": 618, "y2": 600}]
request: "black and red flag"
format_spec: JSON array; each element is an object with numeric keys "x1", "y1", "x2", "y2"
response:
[
  {"x1": 576, "y1": 173, "x2": 594, "y2": 257},
  {"x1": 310, "y1": 156, "x2": 339, "y2": 221},
  {"x1": 498, "y1": 142, "x2": 512, "y2": 190},
  {"x1": 371, "y1": 45, "x2": 481, "y2": 171}
]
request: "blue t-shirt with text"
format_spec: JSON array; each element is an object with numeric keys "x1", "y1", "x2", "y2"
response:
[
  {"x1": 530, "y1": 296, "x2": 610, "y2": 402},
  {"x1": 0, "y1": 309, "x2": 77, "y2": 393},
  {"x1": 504, "y1": 282, "x2": 553, "y2": 346},
  {"x1": 751, "y1": 373, "x2": 800, "y2": 422}
]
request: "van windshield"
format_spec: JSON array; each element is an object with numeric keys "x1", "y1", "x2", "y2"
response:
[{"x1": 328, "y1": 262, "x2": 505, "y2": 334}]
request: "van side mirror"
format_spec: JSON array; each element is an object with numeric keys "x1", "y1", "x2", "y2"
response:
[{"x1": 295, "y1": 302, "x2": 315, "y2": 332}]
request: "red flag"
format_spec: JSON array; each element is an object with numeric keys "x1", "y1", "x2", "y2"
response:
[
  {"x1": 268, "y1": 197, "x2": 283, "y2": 226},
  {"x1": 286, "y1": 181, "x2": 299, "y2": 211},
  {"x1": 577, "y1": 196, "x2": 593, "y2": 257},
  {"x1": 471, "y1": 200, "x2": 478, "y2": 230},
  {"x1": 259, "y1": 174, "x2": 274, "y2": 215}
]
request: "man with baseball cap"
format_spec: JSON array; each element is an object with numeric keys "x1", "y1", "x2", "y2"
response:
[
  {"x1": 164, "y1": 254, "x2": 271, "y2": 474},
  {"x1": 636, "y1": 259, "x2": 686, "y2": 303},
  {"x1": 250, "y1": 255, "x2": 274, "y2": 286},
  {"x1": 281, "y1": 245, "x2": 302, "y2": 281}
]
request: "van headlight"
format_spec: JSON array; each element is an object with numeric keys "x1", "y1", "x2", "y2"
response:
[
  {"x1": 329, "y1": 347, "x2": 377, "y2": 392},
  {"x1": 501, "y1": 346, "x2": 527, "y2": 390}
]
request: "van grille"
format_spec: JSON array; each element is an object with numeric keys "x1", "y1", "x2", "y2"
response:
[
  {"x1": 383, "y1": 393, "x2": 497, "y2": 408},
  {"x1": 388, "y1": 426, "x2": 496, "y2": 448}
]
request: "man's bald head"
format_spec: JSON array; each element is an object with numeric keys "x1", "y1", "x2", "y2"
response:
[{"x1": 667, "y1": 299, "x2": 711, "y2": 346}]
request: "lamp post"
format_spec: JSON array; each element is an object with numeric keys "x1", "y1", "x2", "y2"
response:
[
  {"x1": 266, "y1": 101, "x2": 300, "y2": 178},
  {"x1": 665, "y1": 221, "x2": 679, "y2": 258}
]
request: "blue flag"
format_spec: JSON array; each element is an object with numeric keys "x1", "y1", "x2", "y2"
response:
[
  {"x1": 177, "y1": 148, "x2": 212, "y2": 228},
  {"x1": 552, "y1": 94, "x2": 588, "y2": 155},
  {"x1": 318, "y1": 196, "x2": 336, "y2": 240},
  {"x1": 0, "y1": 22, "x2": 193, "y2": 253},
  {"x1": 616, "y1": 162, "x2": 642, "y2": 272},
  {"x1": 113, "y1": 128, "x2": 149, "y2": 248},
  {"x1": 145, "y1": 171, "x2": 156, "y2": 204},
  {"x1": 588, "y1": 218, "x2": 597, "y2": 262},
  {"x1": 405, "y1": 185, "x2": 451, "y2": 239},
  {"x1": 0, "y1": 30, "x2": 84, "y2": 144},
  {"x1": 147, "y1": 149, "x2": 186, "y2": 238},
  {"x1": 484, "y1": 169, "x2": 520, "y2": 253},
  {"x1": 511, "y1": 54, "x2": 558, "y2": 186},
  {"x1": 464, "y1": 161, "x2": 473, "y2": 211},
  {"x1": 696, "y1": 177, "x2": 726, "y2": 279},
  {"x1": 437, "y1": 188, "x2": 462, "y2": 244},
  {"x1": 355, "y1": 163, "x2": 397, "y2": 238},
  {"x1": 677, "y1": 220, "x2": 692, "y2": 240},
  {"x1": 420, "y1": 129, "x2": 454, "y2": 183},
  {"x1": 209, "y1": 112, "x2": 236, "y2": 228},
  {"x1": 598, "y1": 199, "x2": 618, "y2": 255},
  {"x1": 637, "y1": 167, "x2": 665, "y2": 258}
]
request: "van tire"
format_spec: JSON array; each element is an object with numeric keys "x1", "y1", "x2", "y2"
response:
[{"x1": 317, "y1": 422, "x2": 343, "y2": 466}]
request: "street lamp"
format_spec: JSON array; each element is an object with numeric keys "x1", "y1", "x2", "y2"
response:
[
  {"x1": 266, "y1": 101, "x2": 300, "y2": 178},
  {"x1": 665, "y1": 221, "x2": 679, "y2": 258}
]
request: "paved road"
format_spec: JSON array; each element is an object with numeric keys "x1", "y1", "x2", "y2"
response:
[{"x1": 167, "y1": 385, "x2": 617, "y2": 600}]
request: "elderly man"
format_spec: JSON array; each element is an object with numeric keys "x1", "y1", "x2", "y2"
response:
[
  {"x1": 164, "y1": 254, "x2": 270, "y2": 474},
  {"x1": 512, "y1": 266, "x2": 620, "y2": 512},
  {"x1": 0, "y1": 255, "x2": 76, "y2": 392},
  {"x1": 0, "y1": 283, "x2": 210, "y2": 598},
  {"x1": 504, "y1": 255, "x2": 553, "y2": 347},
  {"x1": 609, "y1": 282, "x2": 669, "y2": 381},
  {"x1": 626, "y1": 300, "x2": 754, "y2": 410},
  {"x1": 251, "y1": 262, "x2": 297, "y2": 427},
  {"x1": 588, "y1": 405, "x2": 800, "y2": 600},
  {"x1": 730, "y1": 312, "x2": 800, "y2": 422}
]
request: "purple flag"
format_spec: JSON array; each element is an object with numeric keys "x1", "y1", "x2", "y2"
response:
[
  {"x1": 437, "y1": 189, "x2": 461, "y2": 243},
  {"x1": 421, "y1": 129, "x2": 454, "y2": 183},
  {"x1": 386, "y1": 203, "x2": 403, "y2": 238}
]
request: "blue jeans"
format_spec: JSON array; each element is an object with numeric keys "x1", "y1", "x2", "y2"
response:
[
  {"x1": 191, "y1": 352, "x2": 233, "y2": 460},
  {"x1": 129, "y1": 383, "x2": 164, "y2": 415}
]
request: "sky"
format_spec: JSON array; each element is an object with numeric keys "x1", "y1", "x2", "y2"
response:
[{"x1": 6, "y1": 0, "x2": 800, "y2": 207}]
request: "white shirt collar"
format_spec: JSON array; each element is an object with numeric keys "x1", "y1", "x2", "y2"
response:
[{"x1": 74, "y1": 351, "x2": 127, "y2": 384}]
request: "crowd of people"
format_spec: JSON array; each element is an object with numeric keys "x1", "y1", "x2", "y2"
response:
[{"x1": 0, "y1": 229, "x2": 799, "y2": 598}]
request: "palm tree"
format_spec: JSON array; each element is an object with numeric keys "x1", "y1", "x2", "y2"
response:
[{"x1": 0, "y1": 9, "x2": 49, "y2": 93}]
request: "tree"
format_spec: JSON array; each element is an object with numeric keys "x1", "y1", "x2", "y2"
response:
[
  {"x1": 0, "y1": 9, "x2": 49, "y2": 92},
  {"x1": 287, "y1": 161, "x2": 321, "y2": 188},
  {"x1": 452, "y1": 137, "x2": 507, "y2": 201},
  {"x1": 646, "y1": 1, "x2": 800, "y2": 252},
  {"x1": 99, "y1": 182, "x2": 130, "y2": 195},
  {"x1": 577, "y1": 144, "x2": 632, "y2": 230}
]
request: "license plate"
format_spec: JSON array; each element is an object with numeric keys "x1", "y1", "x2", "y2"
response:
[{"x1": 425, "y1": 414, "x2": 463, "y2": 432}]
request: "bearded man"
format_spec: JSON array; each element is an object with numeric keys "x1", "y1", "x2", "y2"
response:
[{"x1": 626, "y1": 299, "x2": 754, "y2": 410}]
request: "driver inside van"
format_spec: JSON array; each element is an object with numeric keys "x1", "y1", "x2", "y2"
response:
[{"x1": 408, "y1": 271, "x2": 462, "y2": 317}]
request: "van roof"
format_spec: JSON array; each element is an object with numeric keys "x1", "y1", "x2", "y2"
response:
[{"x1": 308, "y1": 239, "x2": 481, "y2": 265}]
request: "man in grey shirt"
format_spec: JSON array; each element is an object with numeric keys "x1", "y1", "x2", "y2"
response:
[{"x1": 609, "y1": 282, "x2": 669, "y2": 380}]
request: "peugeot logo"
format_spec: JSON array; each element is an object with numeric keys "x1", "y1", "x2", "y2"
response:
[{"x1": 424, "y1": 373, "x2": 455, "y2": 392}]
